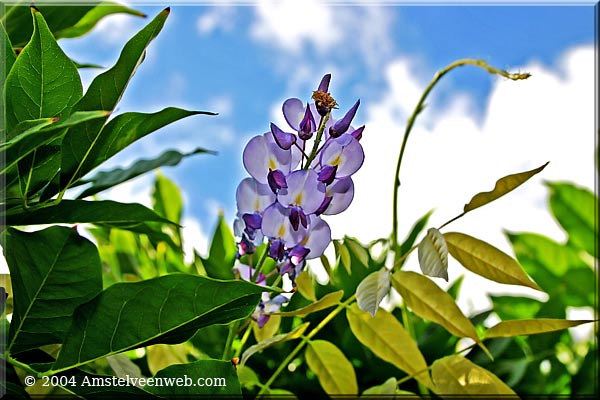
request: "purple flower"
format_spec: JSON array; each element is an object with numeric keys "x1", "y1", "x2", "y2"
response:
[
  {"x1": 329, "y1": 99, "x2": 360, "y2": 138},
  {"x1": 236, "y1": 177, "x2": 275, "y2": 214},
  {"x1": 316, "y1": 177, "x2": 355, "y2": 216},
  {"x1": 271, "y1": 122, "x2": 296, "y2": 150},
  {"x1": 261, "y1": 203, "x2": 307, "y2": 249},
  {"x1": 319, "y1": 134, "x2": 364, "y2": 178},
  {"x1": 253, "y1": 294, "x2": 288, "y2": 328},
  {"x1": 277, "y1": 170, "x2": 326, "y2": 218},
  {"x1": 243, "y1": 133, "x2": 299, "y2": 184}
]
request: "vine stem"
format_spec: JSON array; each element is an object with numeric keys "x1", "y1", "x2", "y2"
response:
[
  {"x1": 256, "y1": 294, "x2": 356, "y2": 398},
  {"x1": 391, "y1": 58, "x2": 530, "y2": 254},
  {"x1": 304, "y1": 113, "x2": 330, "y2": 169}
]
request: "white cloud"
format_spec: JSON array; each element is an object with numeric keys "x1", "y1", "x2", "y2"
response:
[
  {"x1": 94, "y1": 14, "x2": 142, "y2": 45},
  {"x1": 181, "y1": 216, "x2": 210, "y2": 262},
  {"x1": 327, "y1": 45, "x2": 594, "y2": 314},
  {"x1": 197, "y1": 6, "x2": 236, "y2": 35}
]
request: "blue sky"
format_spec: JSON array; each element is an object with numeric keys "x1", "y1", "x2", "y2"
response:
[{"x1": 47, "y1": 1, "x2": 596, "y2": 310}]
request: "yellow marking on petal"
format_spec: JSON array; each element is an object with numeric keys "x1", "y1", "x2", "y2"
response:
[
  {"x1": 330, "y1": 155, "x2": 342, "y2": 166},
  {"x1": 269, "y1": 158, "x2": 277, "y2": 170},
  {"x1": 294, "y1": 192, "x2": 303, "y2": 205},
  {"x1": 278, "y1": 224, "x2": 286, "y2": 238},
  {"x1": 254, "y1": 199, "x2": 260, "y2": 210}
]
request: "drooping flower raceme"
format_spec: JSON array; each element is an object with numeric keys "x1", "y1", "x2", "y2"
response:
[{"x1": 233, "y1": 74, "x2": 365, "y2": 327}]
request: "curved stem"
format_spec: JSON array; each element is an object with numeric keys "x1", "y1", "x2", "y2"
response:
[
  {"x1": 391, "y1": 59, "x2": 530, "y2": 252},
  {"x1": 257, "y1": 294, "x2": 356, "y2": 397}
]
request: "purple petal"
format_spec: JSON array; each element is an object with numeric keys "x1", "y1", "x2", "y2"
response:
[
  {"x1": 298, "y1": 104, "x2": 316, "y2": 140},
  {"x1": 301, "y1": 216, "x2": 332, "y2": 259},
  {"x1": 271, "y1": 122, "x2": 296, "y2": 150},
  {"x1": 324, "y1": 177, "x2": 354, "y2": 215},
  {"x1": 350, "y1": 125, "x2": 365, "y2": 141},
  {"x1": 277, "y1": 170, "x2": 325, "y2": 214},
  {"x1": 242, "y1": 213, "x2": 262, "y2": 230},
  {"x1": 257, "y1": 314, "x2": 270, "y2": 328},
  {"x1": 236, "y1": 177, "x2": 276, "y2": 214},
  {"x1": 243, "y1": 134, "x2": 294, "y2": 184},
  {"x1": 261, "y1": 203, "x2": 307, "y2": 247},
  {"x1": 319, "y1": 134, "x2": 364, "y2": 178},
  {"x1": 269, "y1": 238, "x2": 286, "y2": 261},
  {"x1": 289, "y1": 245, "x2": 310, "y2": 265},
  {"x1": 318, "y1": 165, "x2": 337, "y2": 185},
  {"x1": 267, "y1": 169, "x2": 288, "y2": 193},
  {"x1": 237, "y1": 234, "x2": 256, "y2": 256},
  {"x1": 329, "y1": 99, "x2": 360, "y2": 138},
  {"x1": 317, "y1": 74, "x2": 331, "y2": 92},
  {"x1": 315, "y1": 196, "x2": 333, "y2": 215},
  {"x1": 282, "y1": 98, "x2": 304, "y2": 131}
]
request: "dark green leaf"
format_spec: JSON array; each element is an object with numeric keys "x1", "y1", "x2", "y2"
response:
[
  {"x1": 146, "y1": 359, "x2": 241, "y2": 396},
  {"x1": 0, "y1": 21, "x2": 17, "y2": 97},
  {"x1": 203, "y1": 214, "x2": 237, "y2": 280},
  {"x1": 58, "y1": 9, "x2": 170, "y2": 192},
  {"x1": 54, "y1": 2, "x2": 146, "y2": 39},
  {"x1": 547, "y1": 182, "x2": 597, "y2": 257},
  {"x1": 1, "y1": 226, "x2": 102, "y2": 354},
  {"x1": 1, "y1": 111, "x2": 110, "y2": 175},
  {"x1": 50, "y1": 274, "x2": 267, "y2": 372},
  {"x1": 5, "y1": 7, "x2": 82, "y2": 134},
  {"x1": 4, "y1": 200, "x2": 174, "y2": 227},
  {"x1": 77, "y1": 147, "x2": 215, "y2": 199}
]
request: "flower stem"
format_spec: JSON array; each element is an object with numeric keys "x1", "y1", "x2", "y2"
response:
[
  {"x1": 304, "y1": 113, "x2": 330, "y2": 169},
  {"x1": 251, "y1": 244, "x2": 270, "y2": 282},
  {"x1": 256, "y1": 294, "x2": 356, "y2": 397},
  {"x1": 391, "y1": 59, "x2": 530, "y2": 254}
]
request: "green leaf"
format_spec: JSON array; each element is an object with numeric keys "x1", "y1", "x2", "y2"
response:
[
  {"x1": 57, "y1": 8, "x2": 168, "y2": 191},
  {"x1": 1, "y1": 111, "x2": 110, "y2": 175},
  {"x1": 54, "y1": 2, "x2": 146, "y2": 39},
  {"x1": 145, "y1": 359, "x2": 241, "y2": 396},
  {"x1": 397, "y1": 209, "x2": 433, "y2": 266},
  {"x1": 0, "y1": 21, "x2": 16, "y2": 96},
  {"x1": 346, "y1": 304, "x2": 434, "y2": 389},
  {"x1": 485, "y1": 318, "x2": 593, "y2": 339},
  {"x1": 547, "y1": 182, "x2": 597, "y2": 256},
  {"x1": 444, "y1": 232, "x2": 541, "y2": 291},
  {"x1": 356, "y1": 268, "x2": 390, "y2": 317},
  {"x1": 463, "y1": 162, "x2": 548, "y2": 213},
  {"x1": 305, "y1": 340, "x2": 358, "y2": 396},
  {"x1": 50, "y1": 274, "x2": 268, "y2": 372},
  {"x1": 5, "y1": 7, "x2": 82, "y2": 134},
  {"x1": 203, "y1": 214, "x2": 237, "y2": 280},
  {"x1": 4, "y1": 200, "x2": 174, "y2": 227},
  {"x1": 61, "y1": 107, "x2": 215, "y2": 194},
  {"x1": 418, "y1": 227, "x2": 449, "y2": 281},
  {"x1": 241, "y1": 322, "x2": 309, "y2": 366},
  {"x1": 76, "y1": 148, "x2": 214, "y2": 199},
  {"x1": 252, "y1": 314, "x2": 281, "y2": 343},
  {"x1": 294, "y1": 270, "x2": 316, "y2": 302},
  {"x1": 345, "y1": 236, "x2": 369, "y2": 268},
  {"x1": 490, "y1": 295, "x2": 542, "y2": 320},
  {"x1": 391, "y1": 271, "x2": 486, "y2": 353},
  {"x1": 275, "y1": 290, "x2": 343, "y2": 317},
  {"x1": 146, "y1": 343, "x2": 188, "y2": 376},
  {"x1": 107, "y1": 353, "x2": 144, "y2": 381},
  {"x1": 151, "y1": 173, "x2": 183, "y2": 226},
  {"x1": 1, "y1": 226, "x2": 102, "y2": 354},
  {"x1": 431, "y1": 355, "x2": 516, "y2": 395},
  {"x1": 333, "y1": 239, "x2": 351, "y2": 274}
]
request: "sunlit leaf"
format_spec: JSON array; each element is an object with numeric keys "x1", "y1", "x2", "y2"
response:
[
  {"x1": 333, "y1": 239, "x2": 351, "y2": 274},
  {"x1": 345, "y1": 236, "x2": 369, "y2": 268},
  {"x1": 253, "y1": 314, "x2": 281, "y2": 342},
  {"x1": 397, "y1": 209, "x2": 433, "y2": 267},
  {"x1": 146, "y1": 343, "x2": 188, "y2": 376},
  {"x1": 1, "y1": 227, "x2": 102, "y2": 354},
  {"x1": 346, "y1": 304, "x2": 434, "y2": 389},
  {"x1": 5, "y1": 8, "x2": 82, "y2": 133},
  {"x1": 445, "y1": 232, "x2": 541, "y2": 291},
  {"x1": 4, "y1": 200, "x2": 174, "y2": 227},
  {"x1": 418, "y1": 227, "x2": 448, "y2": 281},
  {"x1": 305, "y1": 340, "x2": 358, "y2": 396},
  {"x1": 107, "y1": 353, "x2": 144, "y2": 382},
  {"x1": 356, "y1": 268, "x2": 390, "y2": 317},
  {"x1": 295, "y1": 270, "x2": 316, "y2": 302},
  {"x1": 463, "y1": 162, "x2": 548, "y2": 213},
  {"x1": 237, "y1": 365, "x2": 261, "y2": 389},
  {"x1": 490, "y1": 295, "x2": 542, "y2": 320},
  {"x1": 391, "y1": 271, "x2": 486, "y2": 353},
  {"x1": 547, "y1": 182, "x2": 596, "y2": 257},
  {"x1": 50, "y1": 274, "x2": 267, "y2": 372},
  {"x1": 241, "y1": 322, "x2": 309, "y2": 366},
  {"x1": 151, "y1": 173, "x2": 183, "y2": 228},
  {"x1": 431, "y1": 355, "x2": 516, "y2": 395},
  {"x1": 145, "y1": 359, "x2": 241, "y2": 396},
  {"x1": 485, "y1": 318, "x2": 593, "y2": 339},
  {"x1": 275, "y1": 290, "x2": 343, "y2": 317},
  {"x1": 360, "y1": 377, "x2": 399, "y2": 397},
  {"x1": 0, "y1": 21, "x2": 16, "y2": 100}
]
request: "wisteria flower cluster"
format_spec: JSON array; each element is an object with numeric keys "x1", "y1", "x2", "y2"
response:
[{"x1": 233, "y1": 74, "x2": 365, "y2": 327}]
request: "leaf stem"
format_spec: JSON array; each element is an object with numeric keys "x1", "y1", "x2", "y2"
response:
[
  {"x1": 256, "y1": 294, "x2": 356, "y2": 397},
  {"x1": 391, "y1": 59, "x2": 530, "y2": 253},
  {"x1": 5, "y1": 354, "x2": 43, "y2": 377},
  {"x1": 251, "y1": 245, "x2": 270, "y2": 282}
]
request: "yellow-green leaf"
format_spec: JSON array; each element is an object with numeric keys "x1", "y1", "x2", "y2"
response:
[
  {"x1": 432, "y1": 355, "x2": 516, "y2": 395},
  {"x1": 146, "y1": 343, "x2": 188, "y2": 375},
  {"x1": 356, "y1": 268, "x2": 391, "y2": 317},
  {"x1": 444, "y1": 232, "x2": 541, "y2": 291},
  {"x1": 295, "y1": 270, "x2": 316, "y2": 302},
  {"x1": 241, "y1": 322, "x2": 309, "y2": 366},
  {"x1": 253, "y1": 314, "x2": 281, "y2": 342},
  {"x1": 334, "y1": 240, "x2": 351, "y2": 274},
  {"x1": 463, "y1": 162, "x2": 548, "y2": 213},
  {"x1": 361, "y1": 377, "x2": 398, "y2": 397},
  {"x1": 418, "y1": 228, "x2": 449, "y2": 281},
  {"x1": 392, "y1": 271, "x2": 488, "y2": 356},
  {"x1": 345, "y1": 237, "x2": 369, "y2": 268},
  {"x1": 275, "y1": 290, "x2": 343, "y2": 317},
  {"x1": 347, "y1": 304, "x2": 434, "y2": 389},
  {"x1": 485, "y1": 318, "x2": 593, "y2": 339},
  {"x1": 305, "y1": 340, "x2": 357, "y2": 396}
]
